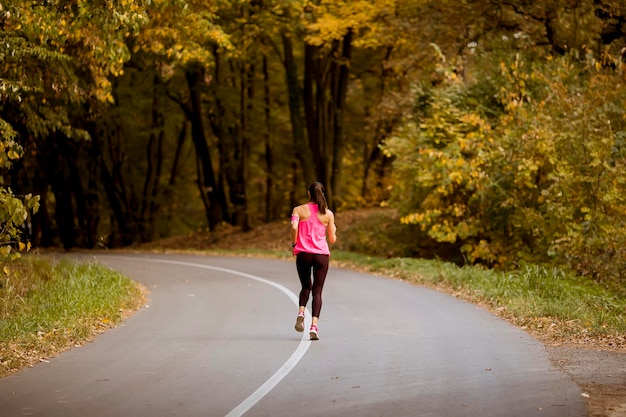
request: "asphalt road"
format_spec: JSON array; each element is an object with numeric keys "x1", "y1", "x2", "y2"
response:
[{"x1": 0, "y1": 253, "x2": 586, "y2": 417}]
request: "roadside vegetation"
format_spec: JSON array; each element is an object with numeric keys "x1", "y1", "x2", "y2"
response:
[{"x1": 0, "y1": 256, "x2": 145, "y2": 377}]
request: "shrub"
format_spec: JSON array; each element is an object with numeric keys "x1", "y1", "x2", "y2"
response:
[{"x1": 384, "y1": 51, "x2": 626, "y2": 283}]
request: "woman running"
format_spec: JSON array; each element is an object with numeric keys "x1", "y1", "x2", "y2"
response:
[{"x1": 290, "y1": 182, "x2": 337, "y2": 340}]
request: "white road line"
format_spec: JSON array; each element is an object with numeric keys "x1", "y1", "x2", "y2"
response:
[{"x1": 103, "y1": 256, "x2": 311, "y2": 417}]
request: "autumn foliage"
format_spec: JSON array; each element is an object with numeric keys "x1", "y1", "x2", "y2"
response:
[
  {"x1": 1, "y1": 0, "x2": 625, "y2": 281},
  {"x1": 384, "y1": 48, "x2": 626, "y2": 281}
]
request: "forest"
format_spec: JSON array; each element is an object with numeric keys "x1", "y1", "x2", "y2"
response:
[{"x1": 1, "y1": 0, "x2": 625, "y2": 283}]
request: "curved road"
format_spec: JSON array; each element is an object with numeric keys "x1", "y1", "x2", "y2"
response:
[{"x1": 0, "y1": 253, "x2": 586, "y2": 417}]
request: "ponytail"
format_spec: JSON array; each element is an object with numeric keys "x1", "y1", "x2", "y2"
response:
[{"x1": 308, "y1": 182, "x2": 328, "y2": 214}]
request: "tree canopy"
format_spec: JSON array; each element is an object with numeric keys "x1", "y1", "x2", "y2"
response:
[{"x1": 1, "y1": 0, "x2": 625, "y2": 280}]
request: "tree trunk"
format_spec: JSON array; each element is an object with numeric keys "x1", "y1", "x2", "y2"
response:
[
  {"x1": 185, "y1": 66, "x2": 228, "y2": 230},
  {"x1": 39, "y1": 135, "x2": 78, "y2": 249},
  {"x1": 230, "y1": 49, "x2": 251, "y2": 231},
  {"x1": 141, "y1": 74, "x2": 165, "y2": 241},
  {"x1": 282, "y1": 32, "x2": 316, "y2": 185},
  {"x1": 362, "y1": 46, "x2": 396, "y2": 202},
  {"x1": 88, "y1": 122, "x2": 134, "y2": 246},
  {"x1": 303, "y1": 31, "x2": 353, "y2": 208},
  {"x1": 262, "y1": 54, "x2": 274, "y2": 222},
  {"x1": 169, "y1": 122, "x2": 188, "y2": 187},
  {"x1": 64, "y1": 138, "x2": 98, "y2": 248},
  {"x1": 304, "y1": 43, "x2": 322, "y2": 183},
  {"x1": 330, "y1": 29, "x2": 352, "y2": 207},
  {"x1": 207, "y1": 51, "x2": 245, "y2": 229}
]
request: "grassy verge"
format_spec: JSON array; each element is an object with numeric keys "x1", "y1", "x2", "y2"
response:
[{"x1": 0, "y1": 256, "x2": 145, "y2": 377}]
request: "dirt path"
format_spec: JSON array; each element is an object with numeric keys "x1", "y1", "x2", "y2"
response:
[{"x1": 547, "y1": 347, "x2": 626, "y2": 417}]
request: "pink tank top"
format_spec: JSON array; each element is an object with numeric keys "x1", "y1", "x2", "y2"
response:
[{"x1": 294, "y1": 203, "x2": 330, "y2": 255}]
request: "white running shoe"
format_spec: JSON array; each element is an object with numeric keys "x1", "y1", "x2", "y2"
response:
[{"x1": 295, "y1": 312, "x2": 305, "y2": 332}]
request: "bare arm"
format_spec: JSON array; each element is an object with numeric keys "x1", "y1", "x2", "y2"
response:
[
  {"x1": 327, "y1": 210, "x2": 337, "y2": 244},
  {"x1": 290, "y1": 207, "x2": 300, "y2": 247}
]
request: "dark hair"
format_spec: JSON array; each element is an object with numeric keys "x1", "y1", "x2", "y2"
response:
[{"x1": 308, "y1": 182, "x2": 328, "y2": 214}]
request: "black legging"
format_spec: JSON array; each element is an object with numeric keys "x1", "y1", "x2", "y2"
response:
[{"x1": 296, "y1": 252, "x2": 330, "y2": 318}]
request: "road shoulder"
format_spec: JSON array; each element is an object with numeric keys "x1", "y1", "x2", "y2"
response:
[{"x1": 547, "y1": 346, "x2": 626, "y2": 417}]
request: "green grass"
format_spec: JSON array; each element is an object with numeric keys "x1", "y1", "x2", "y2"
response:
[
  {"x1": 330, "y1": 251, "x2": 625, "y2": 343},
  {"x1": 0, "y1": 256, "x2": 144, "y2": 377}
]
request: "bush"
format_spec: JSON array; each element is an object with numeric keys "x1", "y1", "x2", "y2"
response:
[{"x1": 384, "y1": 51, "x2": 626, "y2": 283}]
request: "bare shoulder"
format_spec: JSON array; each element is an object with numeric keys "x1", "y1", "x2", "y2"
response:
[
  {"x1": 293, "y1": 204, "x2": 310, "y2": 217},
  {"x1": 320, "y1": 208, "x2": 335, "y2": 225}
]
